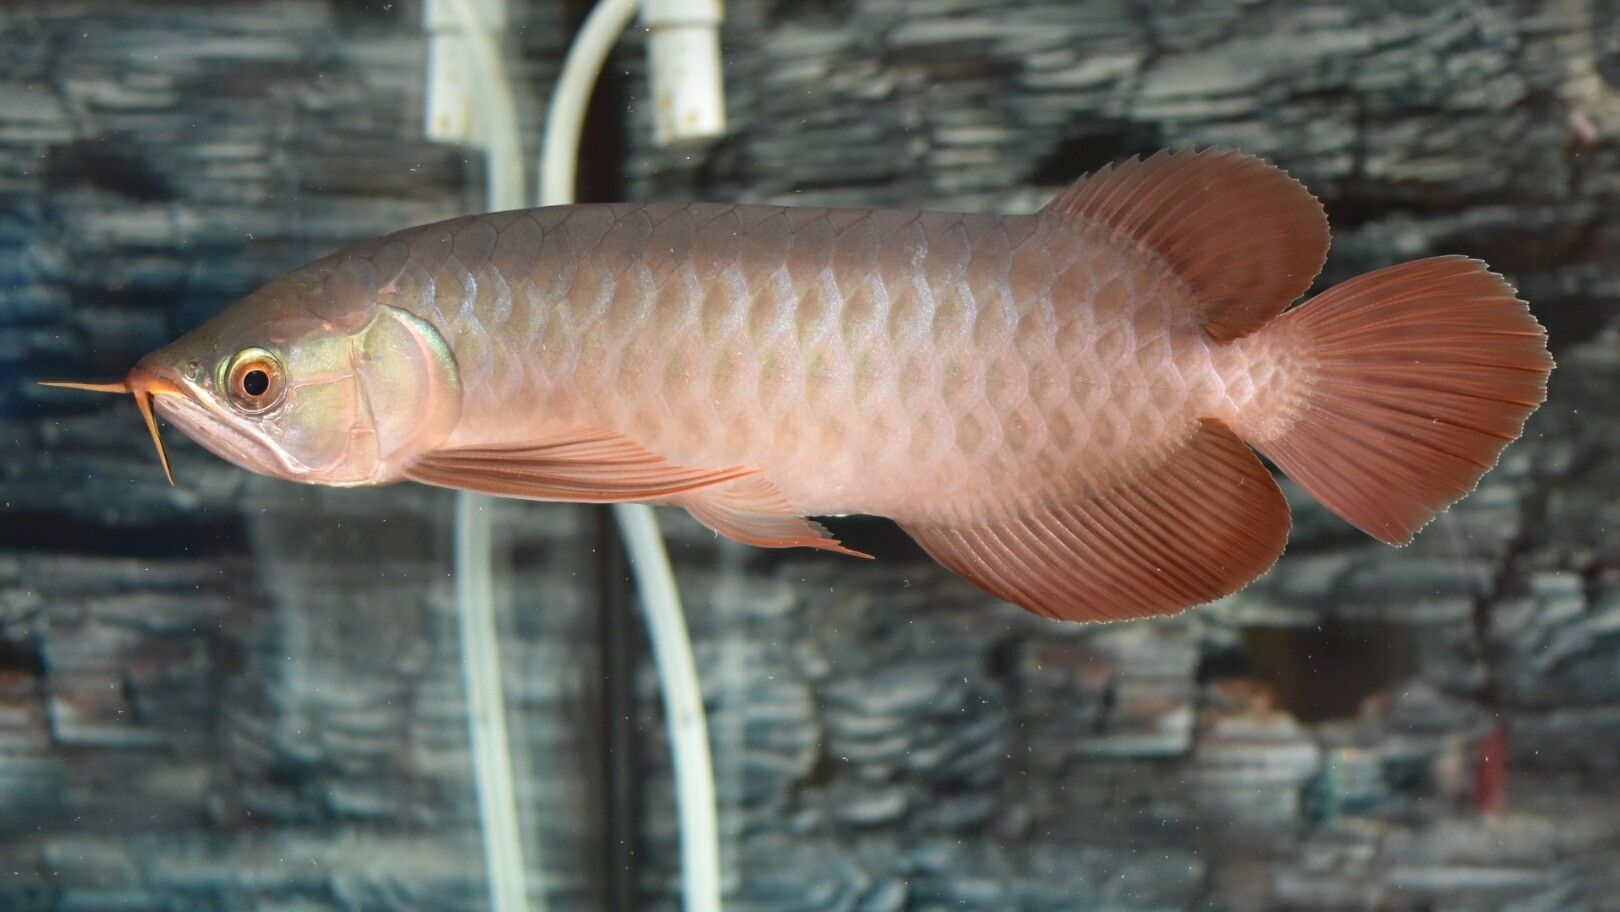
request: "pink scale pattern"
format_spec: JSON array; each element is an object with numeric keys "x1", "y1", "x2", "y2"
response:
[{"x1": 336, "y1": 202, "x2": 1238, "y2": 526}]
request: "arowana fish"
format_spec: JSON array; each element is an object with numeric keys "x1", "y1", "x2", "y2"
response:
[{"x1": 47, "y1": 150, "x2": 1553, "y2": 622}]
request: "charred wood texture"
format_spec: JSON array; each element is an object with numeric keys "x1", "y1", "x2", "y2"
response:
[{"x1": 3, "y1": 1, "x2": 1620, "y2": 910}]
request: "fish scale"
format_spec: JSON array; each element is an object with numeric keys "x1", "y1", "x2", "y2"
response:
[{"x1": 328, "y1": 201, "x2": 1211, "y2": 522}]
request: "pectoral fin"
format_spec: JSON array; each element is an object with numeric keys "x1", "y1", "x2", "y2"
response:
[
  {"x1": 681, "y1": 476, "x2": 871, "y2": 558},
  {"x1": 901, "y1": 421, "x2": 1289, "y2": 623},
  {"x1": 405, "y1": 427, "x2": 758, "y2": 503}
]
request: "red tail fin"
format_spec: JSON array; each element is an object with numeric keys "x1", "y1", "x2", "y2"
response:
[{"x1": 1254, "y1": 257, "x2": 1552, "y2": 544}]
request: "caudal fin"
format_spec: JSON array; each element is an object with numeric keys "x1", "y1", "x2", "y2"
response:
[{"x1": 1254, "y1": 256, "x2": 1552, "y2": 544}]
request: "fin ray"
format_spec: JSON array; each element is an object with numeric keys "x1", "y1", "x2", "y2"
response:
[
  {"x1": 1043, "y1": 149, "x2": 1329, "y2": 341},
  {"x1": 1255, "y1": 256, "x2": 1553, "y2": 544},
  {"x1": 901, "y1": 420, "x2": 1290, "y2": 623},
  {"x1": 405, "y1": 427, "x2": 757, "y2": 503},
  {"x1": 681, "y1": 476, "x2": 870, "y2": 558}
]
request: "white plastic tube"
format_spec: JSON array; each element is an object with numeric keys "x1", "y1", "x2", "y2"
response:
[
  {"x1": 643, "y1": 0, "x2": 727, "y2": 146},
  {"x1": 541, "y1": 3, "x2": 724, "y2": 912},
  {"x1": 538, "y1": 0, "x2": 641, "y2": 204},
  {"x1": 454, "y1": 492, "x2": 534, "y2": 912},
  {"x1": 611, "y1": 503, "x2": 723, "y2": 912},
  {"x1": 437, "y1": 3, "x2": 535, "y2": 912},
  {"x1": 439, "y1": 0, "x2": 724, "y2": 909}
]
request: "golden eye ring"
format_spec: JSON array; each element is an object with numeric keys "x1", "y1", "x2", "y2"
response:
[{"x1": 223, "y1": 348, "x2": 285, "y2": 413}]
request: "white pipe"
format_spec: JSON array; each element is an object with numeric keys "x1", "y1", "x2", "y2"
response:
[
  {"x1": 443, "y1": 0, "x2": 527, "y2": 210},
  {"x1": 541, "y1": 3, "x2": 724, "y2": 912},
  {"x1": 642, "y1": 0, "x2": 726, "y2": 146},
  {"x1": 454, "y1": 492, "x2": 534, "y2": 912},
  {"x1": 539, "y1": 0, "x2": 640, "y2": 204},
  {"x1": 437, "y1": 3, "x2": 535, "y2": 912},
  {"x1": 612, "y1": 503, "x2": 723, "y2": 912}
]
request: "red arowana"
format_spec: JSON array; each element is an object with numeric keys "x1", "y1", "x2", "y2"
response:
[{"x1": 48, "y1": 150, "x2": 1553, "y2": 622}]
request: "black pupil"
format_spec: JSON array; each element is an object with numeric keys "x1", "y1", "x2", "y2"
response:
[{"x1": 242, "y1": 369, "x2": 270, "y2": 397}]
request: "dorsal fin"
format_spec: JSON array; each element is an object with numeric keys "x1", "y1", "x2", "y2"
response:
[{"x1": 1043, "y1": 149, "x2": 1329, "y2": 341}]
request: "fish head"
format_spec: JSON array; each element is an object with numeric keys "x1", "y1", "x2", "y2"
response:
[{"x1": 52, "y1": 258, "x2": 462, "y2": 487}]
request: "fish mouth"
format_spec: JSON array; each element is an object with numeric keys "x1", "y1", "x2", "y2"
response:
[
  {"x1": 145, "y1": 373, "x2": 303, "y2": 479},
  {"x1": 41, "y1": 366, "x2": 188, "y2": 485},
  {"x1": 42, "y1": 363, "x2": 300, "y2": 483}
]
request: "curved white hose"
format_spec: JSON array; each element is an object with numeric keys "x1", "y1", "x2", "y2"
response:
[
  {"x1": 539, "y1": 0, "x2": 640, "y2": 204},
  {"x1": 439, "y1": 2, "x2": 535, "y2": 912},
  {"x1": 454, "y1": 492, "x2": 534, "y2": 912},
  {"x1": 611, "y1": 504, "x2": 723, "y2": 912},
  {"x1": 541, "y1": 3, "x2": 724, "y2": 912}
]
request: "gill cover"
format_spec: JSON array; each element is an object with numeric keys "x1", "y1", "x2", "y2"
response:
[
  {"x1": 198, "y1": 286, "x2": 457, "y2": 483},
  {"x1": 348, "y1": 302, "x2": 464, "y2": 478}
]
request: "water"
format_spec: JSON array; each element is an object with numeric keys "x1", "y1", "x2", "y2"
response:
[{"x1": 4, "y1": 1, "x2": 1617, "y2": 910}]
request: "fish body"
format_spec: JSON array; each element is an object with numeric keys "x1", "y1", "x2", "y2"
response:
[
  {"x1": 298, "y1": 204, "x2": 1259, "y2": 525},
  {"x1": 68, "y1": 151, "x2": 1552, "y2": 623}
]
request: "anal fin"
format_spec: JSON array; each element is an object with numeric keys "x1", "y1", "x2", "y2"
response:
[
  {"x1": 682, "y1": 476, "x2": 871, "y2": 558},
  {"x1": 404, "y1": 427, "x2": 757, "y2": 503},
  {"x1": 901, "y1": 421, "x2": 1289, "y2": 623}
]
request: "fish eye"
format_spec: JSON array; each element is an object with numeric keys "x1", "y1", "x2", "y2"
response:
[{"x1": 224, "y1": 348, "x2": 285, "y2": 413}]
